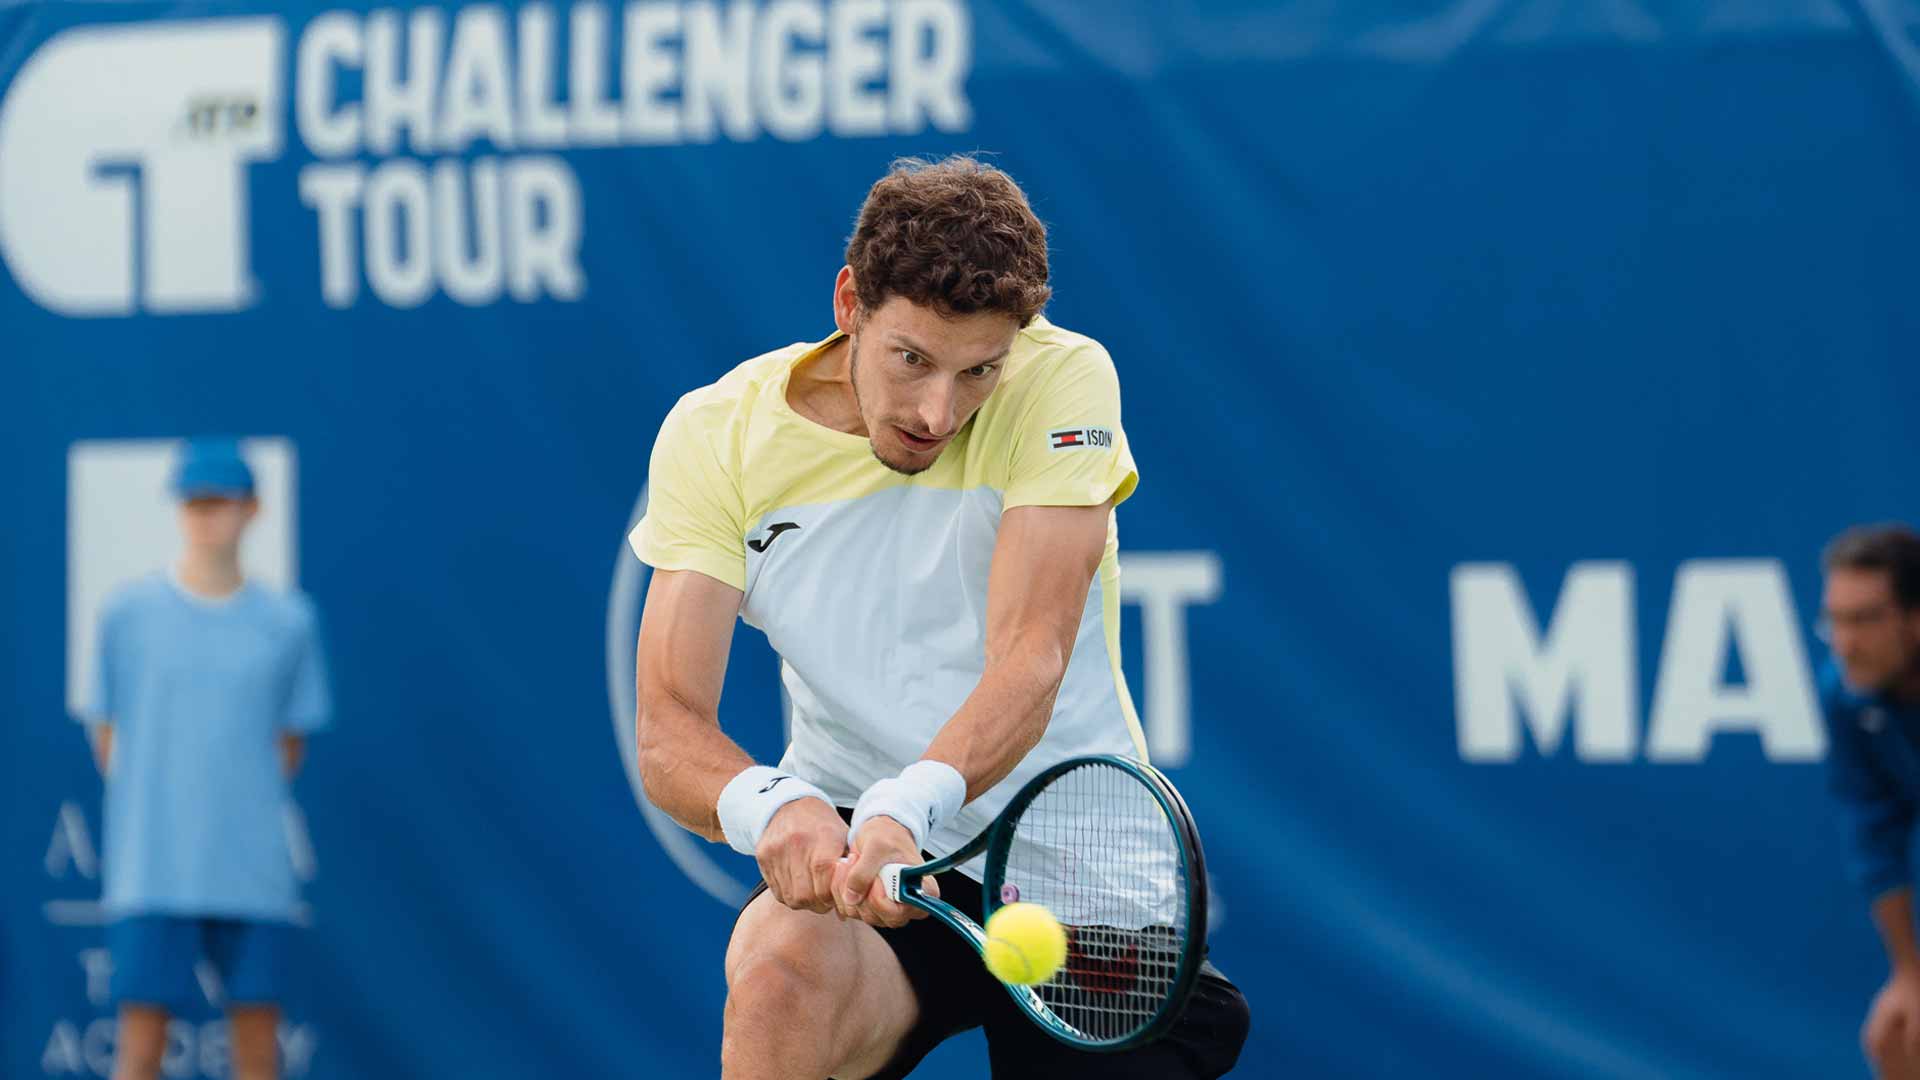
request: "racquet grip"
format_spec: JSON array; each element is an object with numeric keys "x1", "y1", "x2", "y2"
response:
[{"x1": 879, "y1": 863, "x2": 909, "y2": 902}]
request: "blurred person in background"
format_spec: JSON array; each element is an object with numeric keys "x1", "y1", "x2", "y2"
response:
[
  {"x1": 82, "y1": 439, "x2": 330, "y2": 1080},
  {"x1": 1821, "y1": 524, "x2": 1920, "y2": 1080}
]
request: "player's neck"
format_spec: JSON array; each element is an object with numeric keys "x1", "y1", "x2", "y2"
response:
[
  {"x1": 787, "y1": 336, "x2": 867, "y2": 437},
  {"x1": 174, "y1": 550, "x2": 245, "y2": 600}
]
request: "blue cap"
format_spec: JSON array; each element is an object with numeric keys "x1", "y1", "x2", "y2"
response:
[{"x1": 171, "y1": 438, "x2": 256, "y2": 500}]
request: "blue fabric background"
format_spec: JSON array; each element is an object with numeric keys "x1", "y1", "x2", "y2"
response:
[{"x1": 5, "y1": 2, "x2": 1918, "y2": 1076}]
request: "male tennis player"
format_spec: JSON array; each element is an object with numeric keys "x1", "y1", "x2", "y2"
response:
[
  {"x1": 629, "y1": 157, "x2": 1248, "y2": 1078},
  {"x1": 1821, "y1": 524, "x2": 1920, "y2": 1080},
  {"x1": 84, "y1": 440, "x2": 330, "y2": 1080}
]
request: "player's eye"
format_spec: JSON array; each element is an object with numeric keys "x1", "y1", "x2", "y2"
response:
[
  {"x1": 966, "y1": 364, "x2": 998, "y2": 379},
  {"x1": 899, "y1": 350, "x2": 925, "y2": 367}
]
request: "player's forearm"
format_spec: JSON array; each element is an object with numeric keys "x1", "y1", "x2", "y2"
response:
[
  {"x1": 637, "y1": 696, "x2": 758, "y2": 843},
  {"x1": 1873, "y1": 888, "x2": 1920, "y2": 973},
  {"x1": 922, "y1": 632, "x2": 1068, "y2": 801}
]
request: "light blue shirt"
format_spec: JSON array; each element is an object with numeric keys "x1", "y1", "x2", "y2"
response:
[{"x1": 87, "y1": 572, "x2": 330, "y2": 921}]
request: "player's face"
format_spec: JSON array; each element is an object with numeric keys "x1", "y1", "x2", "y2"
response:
[
  {"x1": 1823, "y1": 568, "x2": 1920, "y2": 693},
  {"x1": 838, "y1": 284, "x2": 1019, "y2": 476},
  {"x1": 178, "y1": 496, "x2": 258, "y2": 552}
]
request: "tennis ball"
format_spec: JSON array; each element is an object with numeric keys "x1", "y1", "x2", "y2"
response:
[{"x1": 982, "y1": 902, "x2": 1067, "y2": 986}]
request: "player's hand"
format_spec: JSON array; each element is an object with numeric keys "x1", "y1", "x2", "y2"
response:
[
  {"x1": 1865, "y1": 967, "x2": 1920, "y2": 1075},
  {"x1": 753, "y1": 798, "x2": 849, "y2": 915},
  {"x1": 833, "y1": 816, "x2": 938, "y2": 928}
]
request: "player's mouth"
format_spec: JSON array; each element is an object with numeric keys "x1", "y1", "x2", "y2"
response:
[{"x1": 895, "y1": 427, "x2": 943, "y2": 453}]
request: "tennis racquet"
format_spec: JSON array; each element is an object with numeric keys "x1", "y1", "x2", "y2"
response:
[{"x1": 878, "y1": 754, "x2": 1209, "y2": 1052}]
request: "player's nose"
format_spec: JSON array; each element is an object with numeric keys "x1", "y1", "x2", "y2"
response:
[{"x1": 918, "y1": 381, "x2": 958, "y2": 438}]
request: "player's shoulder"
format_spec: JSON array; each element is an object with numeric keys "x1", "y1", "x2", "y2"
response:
[
  {"x1": 983, "y1": 317, "x2": 1118, "y2": 417},
  {"x1": 672, "y1": 340, "x2": 814, "y2": 418},
  {"x1": 657, "y1": 338, "x2": 817, "y2": 449},
  {"x1": 1001, "y1": 316, "x2": 1115, "y2": 385}
]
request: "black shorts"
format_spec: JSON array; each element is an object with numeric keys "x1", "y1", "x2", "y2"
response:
[{"x1": 737, "y1": 866, "x2": 1250, "y2": 1079}]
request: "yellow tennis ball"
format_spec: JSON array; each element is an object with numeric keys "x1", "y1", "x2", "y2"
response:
[{"x1": 982, "y1": 902, "x2": 1067, "y2": 986}]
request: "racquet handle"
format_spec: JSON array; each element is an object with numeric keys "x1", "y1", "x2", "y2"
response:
[{"x1": 879, "y1": 863, "x2": 910, "y2": 902}]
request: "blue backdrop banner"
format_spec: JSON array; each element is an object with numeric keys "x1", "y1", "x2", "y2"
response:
[{"x1": 5, "y1": 2, "x2": 1920, "y2": 1076}]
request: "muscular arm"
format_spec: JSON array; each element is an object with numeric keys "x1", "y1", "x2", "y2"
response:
[
  {"x1": 635, "y1": 567, "x2": 755, "y2": 842},
  {"x1": 922, "y1": 501, "x2": 1111, "y2": 800}
]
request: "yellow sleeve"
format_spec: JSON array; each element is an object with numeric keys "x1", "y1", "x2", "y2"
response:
[
  {"x1": 627, "y1": 398, "x2": 748, "y2": 591},
  {"x1": 1002, "y1": 343, "x2": 1140, "y2": 510}
]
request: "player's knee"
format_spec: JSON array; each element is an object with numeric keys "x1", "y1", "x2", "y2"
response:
[
  {"x1": 722, "y1": 950, "x2": 847, "y2": 1061},
  {"x1": 726, "y1": 906, "x2": 839, "y2": 995},
  {"x1": 726, "y1": 945, "x2": 831, "y2": 1008},
  {"x1": 1865, "y1": 1037, "x2": 1920, "y2": 1079},
  {"x1": 1864, "y1": 1021, "x2": 1897, "y2": 1066}
]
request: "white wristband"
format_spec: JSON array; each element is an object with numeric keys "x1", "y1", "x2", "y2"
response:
[
  {"x1": 716, "y1": 766, "x2": 831, "y2": 856},
  {"x1": 847, "y1": 760, "x2": 968, "y2": 855}
]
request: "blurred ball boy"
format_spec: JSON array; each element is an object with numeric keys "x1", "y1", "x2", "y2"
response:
[{"x1": 83, "y1": 439, "x2": 330, "y2": 1080}]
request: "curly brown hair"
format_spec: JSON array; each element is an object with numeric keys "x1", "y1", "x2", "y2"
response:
[{"x1": 844, "y1": 156, "x2": 1051, "y2": 326}]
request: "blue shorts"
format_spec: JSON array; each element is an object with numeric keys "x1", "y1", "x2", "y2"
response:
[{"x1": 108, "y1": 916, "x2": 291, "y2": 1010}]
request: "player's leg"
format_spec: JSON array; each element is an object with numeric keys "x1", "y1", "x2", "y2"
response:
[
  {"x1": 227, "y1": 1006, "x2": 281, "y2": 1080},
  {"x1": 723, "y1": 888, "x2": 921, "y2": 1079},
  {"x1": 107, "y1": 915, "x2": 197, "y2": 1080},
  {"x1": 982, "y1": 960, "x2": 1250, "y2": 1079},
  {"x1": 110, "y1": 1007, "x2": 169, "y2": 1080},
  {"x1": 204, "y1": 918, "x2": 289, "y2": 1080}
]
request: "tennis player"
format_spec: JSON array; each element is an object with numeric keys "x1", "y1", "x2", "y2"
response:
[
  {"x1": 628, "y1": 157, "x2": 1249, "y2": 1078},
  {"x1": 1821, "y1": 525, "x2": 1920, "y2": 1080},
  {"x1": 83, "y1": 440, "x2": 330, "y2": 1080}
]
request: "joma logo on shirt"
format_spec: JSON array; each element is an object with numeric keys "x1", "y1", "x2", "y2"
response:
[{"x1": 747, "y1": 522, "x2": 801, "y2": 553}]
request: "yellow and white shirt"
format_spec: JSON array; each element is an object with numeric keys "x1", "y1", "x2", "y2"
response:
[{"x1": 629, "y1": 316, "x2": 1146, "y2": 878}]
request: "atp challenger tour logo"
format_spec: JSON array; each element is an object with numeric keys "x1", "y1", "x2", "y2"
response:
[
  {"x1": 607, "y1": 486, "x2": 1225, "y2": 905},
  {"x1": 0, "y1": 1, "x2": 973, "y2": 316},
  {"x1": 0, "y1": 20, "x2": 284, "y2": 315}
]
